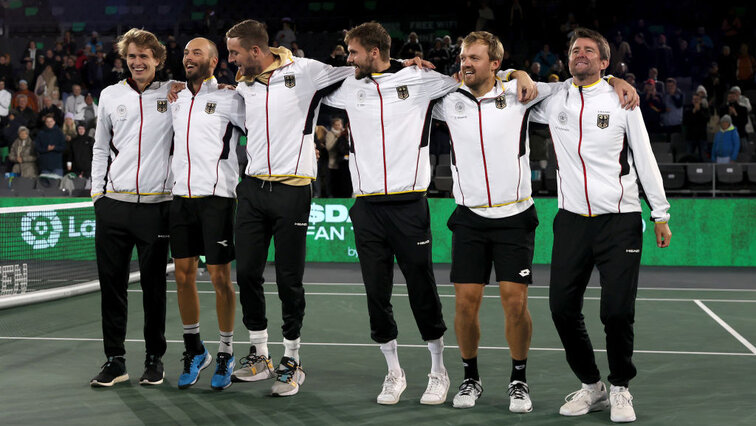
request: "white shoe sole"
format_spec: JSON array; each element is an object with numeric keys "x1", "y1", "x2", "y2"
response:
[
  {"x1": 139, "y1": 372, "x2": 165, "y2": 386},
  {"x1": 271, "y1": 372, "x2": 305, "y2": 397},
  {"x1": 560, "y1": 399, "x2": 610, "y2": 416},
  {"x1": 91, "y1": 373, "x2": 129, "y2": 387},
  {"x1": 452, "y1": 398, "x2": 476, "y2": 409},
  {"x1": 420, "y1": 389, "x2": 449, "y2": 405},
  {"x1": 510, "y1": 403, "x2": 533, "y2": 413},
  {"x1": 377, "y1": 381, "x2": 406, "y2": 405},
  {"x1": 178, "y1": 354, "x2": 213, "y2": 389},
  {"x1": 231, "y1": 369, "x2": 274, "y2": 382}
]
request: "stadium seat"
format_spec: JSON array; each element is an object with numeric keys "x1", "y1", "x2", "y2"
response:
[
  {"x1": 655, "y1": 152, "x2": 674, "y2": 164},
  {"x1": 437, "y1": 154, "x2": 451, "y2": 167},
  {"x1": 9, "y1": 177, "x2": 38, "y2": 196},
  {"x1": 434, "y1": 175, "x2": 453, "y2": 193},
  {"x1": 715, "y1": 163, "x2": 744, "y2": 186},
  {"x1": 686, "y1": 164, "x2": 714, "y2": 188},
  {"x1": 747, "y1": 164, "x2": 756, "y2": 184},
  {"x1": 659, "y1": 164, "x2": 685, "y2": 190}
]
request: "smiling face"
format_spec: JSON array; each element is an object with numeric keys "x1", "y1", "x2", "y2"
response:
[
  {"x1": 227, "y1": 37, "x2": 262, "y2": 78},
  {"x1": 184, "y1": 38, "x2": 217, "y2": 84},
  {"x1": 460, "y1": 41, "x2": 499, "y2": 92},
  {"x1": 125, "y1": 42, "x2": 159, "y2": 86},
  {"x1": 568, "y1": 37, "x2": 609, "y2": 83},
  {"x1": 347, "y1": 38, "x2": 379, "y2": 80}
]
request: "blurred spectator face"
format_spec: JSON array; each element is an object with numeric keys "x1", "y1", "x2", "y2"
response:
[
  {"x1": 19, "y1": 128, "x2": 29, "y2": 139},
  {"x1": 531, "y1": 62, "x2": 541, "y2": 74},
  {"x1": 72, "y1": 85, "x2": 81, "y2": 96},
  {"x1": 28, "y1": 41, "x2": 36, "y2": 49},
  {"x1": 626, "y1": 74, "x2": 635, "y2": 86},
  {"x1": 456, "y1": 37, "x2": 464, "y2": 46},
  {"x1": 43, "y1": 97, "x2": 53, "y2": 108},
  {"x1": 665, "y1": 79, "x2": 676, "y2": 93},
  {"x1": 409, "y1": 32, "x2": 418, "y2": 42},
  {"x1": 542, "y1": 44, "x2": 550, "y2": 53},
  {"x1": 114, "y1": 58, "x2": 123, "y2": 69},
  {"x1": 569, "y1": 38, "x2": 609, "y2": 81},
  {"x1": 347, "y1": 38, "x2": 380, "y2": 80},
  {"x1": 722, "y1": 45, "x2": 730, "y2": 55},
  {"x1": 45, "y1": 116, "x2": 55, "y2": 128},
  {"x1": 720, "y1": 119, "x2": 731, "y2": 130},
  {"x1": 648, "y1": 68, "x2": 658, "y2": 80},
  {"x1": 17, "y1": 96, "x2": 28, "y2": 108},
  {"x1": 85, "y1": 93, "x2": 94, "y2": 105},
  {"x1": 64, "y1": 116, "x2": 74, "y2": 126},
  {"x1": 460, "y1": 41, "x2": 500, "y2": 90},
  {"x1": 46, "y1": 49, "x2": 54, "y2": 59},
  {"x1": 727, "y1": 91, "x2": 738, "y2": 103},
  {"x1": 333, "y1": 45, "x2": 345, "y2": 57},
  {"x1": 25, "y1": 61, "x2": 33, "y2": 70},
  {"x1": 66, "y1": 57, "x2": 75, "y2": 67},
  {"x1": 739, "y1": 44, "x2": 749, "y2": 55},
  {"x1": 443, "y1": 35, "x2": 451, "y2": 46},
  {"x1": 644, "y1": 81, "x2": 655, "y2": 94},
  {"x1": 19, "y1": 81, "x2": 28, "y2": 91},
  {"x1": 0, "y1": 55, "x2": 6, "y2": 65},
  {"x1": 331, "y1": 118, "x2": 343, "y2": 131},
  {"x1": 434, "y1": 39, "x2": 442, "y2": 49},
  {"x1": 692, "y1": 93, "x2": 701, "y2": 105},
  {"x1": 77, "y1": 125, "x2": 86, "y2": 136},
  {"x1": 125, "y1": 42, "x2": 160, "y2": 85}
]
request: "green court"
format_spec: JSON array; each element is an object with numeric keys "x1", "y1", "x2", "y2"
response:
[{"x1": 1, "y1": 265, "x2": 754, "y2": 425}]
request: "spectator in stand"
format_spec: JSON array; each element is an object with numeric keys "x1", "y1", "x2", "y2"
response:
[
  {"x1": 736, "y1": 43, "x2": 756, "y2": 90},
  {"x1": 711, "y1": 115, "x2": 740, "y2": 163},
  {"x1": 661, "y1": 78, "x2": 683, "y2": 134},
  {"x1": 551, "y1": 59, "x2": 570, "y2": 81},
  {"x1": 0, "y1": 80, "x2": 11, "y2": 127},
  {"x1": 86, "y1": 32, "x2": 104, "y2": 54},
  {"x1": 276, "y1": 17, "x2": 296, "y2": 49},
  {"x1": 66, "y1": 123, "x2": 94, "y2": 177},
  {"x1": 533, "y1": 44, "x2": 557, "y2": 79},
  {"x1": 34, "y1": 114, "x2": 66, "y2": 175},
  {"x1": 59, "y1": 56, "x2": 82, "y2": 99},
  {"x1": 11, "y1": 95, "x2": 38, "y2": 132},
  {"x1": 640, "y1": 79, "x2": 663, "y2": 133},
  {"x1": 718, "y1": 45, "x2": 737, "y2": 88},
  {"x1": 18, "y1": 59, "x2": 35, "y2": 89},
  {"x1": 702, "y1": 62, "x2": 724, "y2": 108},
  {"x1": 290, "y1": 41, "x2": 305, "y2": 58},
  {"x1": 65, "y1": 84, "x2": 86, "y2": 123},
  {"x1": 427, "y1": 38, "x2": 450, "y2": 74},
  {"x1": 86, "y1": 51, "x2": 107, "y2": 97},
  {"x1": 61, "y1": 112, "x2": 77, "y2": 142},
  {"x1": 38, "y1": 96, "x2": 64, "y2": 127},
  {"x1": 22, "y1": 41, "x2": 38, "y2": 68},
  {"x1": 683, "y1": 92, "x2": 710, "y2": 161},
  {"x1": 695, "y1": 85, "x2": 709, "y2": 109},
  {"x1": 215, "y1": 61, "x2": 235, "y2": 85},
  {"x1": 62, "y1": 31, "x2": 76, "y2": 56},
  {"x1": 655, "y1": 34, "x2": 674, "y2": 79},
  {"x1": 476, "y1": 0, "x2": 495, "y2": 32},
  {"x1": 629, "y1": 33, "x2": 651, "y2": 77},
  {"x1": 0, "y1": 55, "x2": 13, "y2": 89},
  {"x1": 107, "y1": 57, "x2": 128, "y2": 85},
  {"x1": 75, "y1": 47, "x2": 90, "y2": 71},
  {"x1": 719, "y1": 88, "x2": 748, "y2": 141},
  {"x1": 9, "y1": 126, "x2": 38, "y2": 178},
  {"x1": 399, "y1": 32, "x2": 424, "y2": 59},
  {"x1": 325, "y1": 117, "x2": 351, "y2": 198},
  {"x1": 730, "y1": 86, "x2": 752, "y2": 113},
  {"x1": 610, "y1": 32, "x2": 632, "y2": 75},
  {"x1": 442, "y1": 35, "x2": 453, "y2": 55},
  {"x1": 528, "y1": 62, "x2": 542, "y2": 82},
  {"x1": 34, "y1": 65, "x2": 58, "y2": 107},
  {"x1": 81, "y1": 92, "x2": 98, "y2": 131},
  {"x1": 33, "y1": 55, "x2": 47, "y2": 83},
  {"x1": 647, "y1": 67, "x2": 664, "y2": 94},
  {"x1": 625, "y1": 72, "x2": 636, "y2": 89},
  {"x1": 164, "y1": 36, "x2": 184, "y2": 80},
  {"x1": 13, "y1": 80, "x2": 39, "y2": 112},
  {"x1": 325, "y1": 45, "x2": 347, "y2": 67}
]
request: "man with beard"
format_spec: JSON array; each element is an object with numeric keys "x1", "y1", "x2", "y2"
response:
[
  {"x1": 89, "y1": 28, "x2": 174, "y2": 388},
  {"x1": 433, "y1": 31, "x2": 638, "y2": 412},
  {"x1": 529, "y1": 28, "x2": 671, "y2": 423},
  {"x1": 169, "y1": 37, "x2": 245, "y2": 391}
]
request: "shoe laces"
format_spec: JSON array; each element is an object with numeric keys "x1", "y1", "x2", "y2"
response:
[
  {"x1": 564, "y1": 388, "x2": 592, "y2": 404},
  {"x1": 458, "y1": 378, "x2": 482, "y2": 396},
  {"x1": 381, "y1": 372, "x2": 402, "y2": 393},
  {"x1": 611, "y1": 388, "x2": 633, "y2": 408},
  {"x1": 276, "y1": 359, "x2": 298, "y2": 384},
  {"x1": 508, "y1": 381, "x2": 529, "y2": 400},
  {"x1": 181, "y1": 352, "x2": 194, "y2": 373},
  {"x1": 240, "y1": 353, "x2": 266, "y2": 368},
  {"x1": 216, "y1": 354, "x2": 230, "y2": 375},
  {"x1": 425, "y1": 373, "x2": 447, "y2": 395}
]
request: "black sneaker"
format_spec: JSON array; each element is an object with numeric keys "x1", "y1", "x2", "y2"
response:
[
  {"x1": 90, "y1": 356, "x2": 129, "y2": 387},
  {"x1": 139, "y1": 355, "x2": 165, "y2": 385}
]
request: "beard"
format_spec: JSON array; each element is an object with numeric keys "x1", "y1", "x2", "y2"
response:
[
  {"x1": 352, "y1": 56, "x2": 376, "y2": 80},
  {"x1": 186, "y1": 60, "x2": 212, "y2": 84}
]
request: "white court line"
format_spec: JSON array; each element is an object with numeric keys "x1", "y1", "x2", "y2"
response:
[
  {"x1": 129, "y1": 289, "x2": 756, "y2": 303},
  {"x1": 1, "y1": 336, "x2": 753, "y2": 357},
  {"x1": 694, "y1": 300, "x2": 756, "y2": 355},
  {"x1": 188, "y1": 281, "x2": 756, "y2": 292}
]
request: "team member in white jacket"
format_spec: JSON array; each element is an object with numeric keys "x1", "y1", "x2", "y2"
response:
[
  {"x1": 529, "y1": 28, "x2": 672, "y2": 423},
  {"x1": 90, "y1": 28, "x2": 174, "y2": 388},
  {"x1": 169, "y1": 38, "x2": 245, "y2": 391},
  {"x1": 322, "y1": 22, "x2": 465, "y2": 406},
  {"x1": 224, "y1": 19, "x2": 354, "y2": 397},
  {"x1": 434, "y1": 32, "x2": 639, "y2": 412}
]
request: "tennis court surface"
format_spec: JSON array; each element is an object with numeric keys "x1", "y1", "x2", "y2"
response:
[{"x1": 1, "y1": 264, "x2": 754, "y2": 425}]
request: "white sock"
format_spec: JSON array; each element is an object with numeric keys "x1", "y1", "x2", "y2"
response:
[
  {"x1": 283, "y1": 337, "x2": 301, "y2": 363},
  {"x1": 219, "y1": 331, "x2": 233, "y2": 355},
  {"x1": 380, "y1": 339, "x2": 402, "y2": 375},
  {"x1": 249, "y1": 329, "x2": 269, "y2": 358},
  {"x1": 183, "y1": 323, "x2": 200, "y2": 335},
  {"x1": 427, "y1": 337, "x2": 446, "y2": 374}
]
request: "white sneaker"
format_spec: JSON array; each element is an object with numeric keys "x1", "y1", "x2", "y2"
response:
[
  {"x1": 508, "y1": 380, "x2": 533, "y2": 413},
  {"x1": 420, "y1": 370, "x2": 450, "y2": 405},
  {"x1": 377, "y1": 369, "x2": 407, "y2": 405},
  {"x1": 453, "y1": 378, "x2": 483, "y2": 408},
  {"x1": 559, "y1": 381, "x2": 610, "y2": 416},
  {"x1": 610, "y1": 385, "x2": 636, "y2": 423}
]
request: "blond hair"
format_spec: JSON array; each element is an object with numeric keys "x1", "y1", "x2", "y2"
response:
[
  {"x1": 117, "y1": 28, "x2": 167, "y2": 69},
  {"x1": 462, "y1": 31, "x2": 504, "y2": 63}
]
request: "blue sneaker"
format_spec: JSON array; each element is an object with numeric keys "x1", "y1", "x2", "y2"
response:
[
  {"x1": 178, "y1": 348, "x2": 212, "y2": 389},
  {"x1": 211, "y1": 352, "x2": 235, "y2": 390}
]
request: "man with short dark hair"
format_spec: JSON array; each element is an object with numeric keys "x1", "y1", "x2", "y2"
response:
[
  {"x1": 34, "y1": 114, "x2": 65, "y2": 175},
  {"x1": 530, "y1": 28, "x2": 671, "y2": 423}
]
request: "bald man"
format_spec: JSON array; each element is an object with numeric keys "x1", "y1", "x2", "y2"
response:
[{"x1": 169, "y1": 37, "x2": 246, "y2": 390}]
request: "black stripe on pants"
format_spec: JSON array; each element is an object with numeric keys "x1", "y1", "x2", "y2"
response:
[
  {"x1": 549, "y1": 209, "x2": 642, "y2": 387},
  {"x1": 94, "y1": 197, "x2": 170, "y2": 358},
  {"x1": 235, "y1": 177, "x2": 310, "y2": 340},
  {"x1": 350, "y1": 197, "x2": 446, "y2": 343}
]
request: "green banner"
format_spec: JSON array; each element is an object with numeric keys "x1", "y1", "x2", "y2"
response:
[{"x1": 2, "y1": 198, "x2": 754, "y2": 266}]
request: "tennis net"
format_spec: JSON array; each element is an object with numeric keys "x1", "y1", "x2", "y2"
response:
[{"x1": 0, "y1": 201, "x2": 159, "y2": 309}]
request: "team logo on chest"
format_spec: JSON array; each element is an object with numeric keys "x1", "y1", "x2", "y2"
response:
[
  {"x1": 156, "y1": 99, "x2": 168, "y2": 113},
  {"x1": 597, "y1": 113, "x2": 610, "y2": 129},
  {"x1": 495, "y1": 95, "x2": 507, "y2": 109},
  {"x1": 454, "y1": 101, "x2": 465, "y2": 113},
  {"x1": 558, "y1": 111, "x2": 568, "y2": 124},
  {"x1": 205, "y1": 101, "x2": 217, "y2": 114},
  {"x1": 396, "y1": 85, "x2": 409, "y2": 100},
  {"x1": 284, "y1": 75, "x2": 296, "y2": 88}
]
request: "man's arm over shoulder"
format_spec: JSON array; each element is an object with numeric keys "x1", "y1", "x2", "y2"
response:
[
  {"x1": 306, "y1": 58, "x2": 353, "y2": 90},
  {"x1": 415, "y1": 67, "x2": 459, "y2": 99}
]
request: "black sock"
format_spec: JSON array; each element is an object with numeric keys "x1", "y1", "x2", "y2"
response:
[
  {"x1": 511, "y1": 358, "x2": 527, "y2": 383},
  {"x1": 183, "y1": 333, "x2": 203, "y2": 354},
  {"x1": 462, "y1": 357, "x2": 479, "y2": 381}
]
